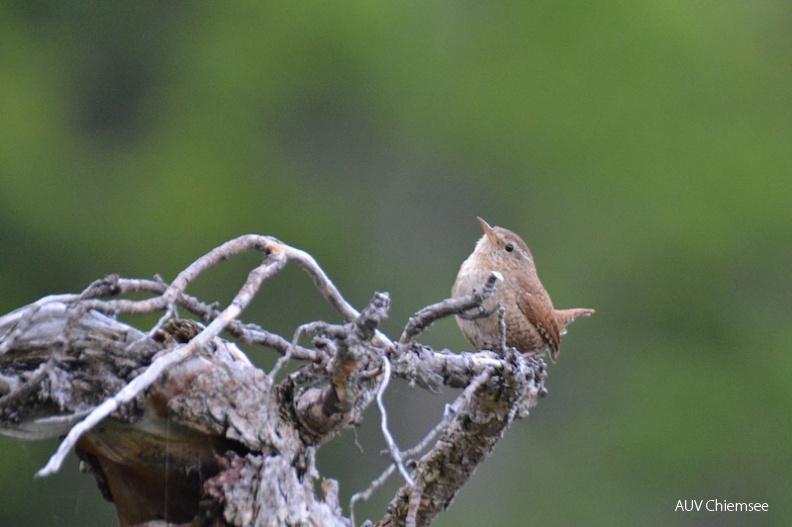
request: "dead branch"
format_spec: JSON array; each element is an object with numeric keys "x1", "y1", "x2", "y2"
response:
[
  {"x1": 398, "y1": 272, "x2": 501, "y2": 344},
  {"x1": 0, "y1": 234, "x2": 555, "y2": 527}
]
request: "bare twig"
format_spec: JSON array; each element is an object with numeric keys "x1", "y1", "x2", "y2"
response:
[
  {"x1": 76, "y1": 266, "x2": 322, "y2": 362},
  {"x1": 348, "y1": 403, "x2": 454, "y2": 525},
  {"x1": 399, "y1": 272, "x2": 501, "y2": 344},
  {"x1": 233, "y1": 323, "x2": 319, "y2": 361},
  {"x1": 282, "y1": 245, "x2": 393, "y2": 349},
  {"x1": 73, "y1": 235, "x2": 274, "y2": 317},
  {"x1": 377, "y1": 357, "x2": 413, "y2": 487},
  {"x1": 268, "y1": 321, "x2": 325, "y2": 382},
  {"x1": 148, "y1": 303, "x2": 179, "y2": 339},
  {"x1": 350, "y1": 463, "x2": 396, "y2": 527},
  {"x1": 402, "y1": 404, "x2": 454, "y2": 459}
]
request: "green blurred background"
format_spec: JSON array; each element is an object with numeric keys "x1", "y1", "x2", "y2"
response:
[{"x1": 1, "y1": 2, "x2": 790, "y2": 526}]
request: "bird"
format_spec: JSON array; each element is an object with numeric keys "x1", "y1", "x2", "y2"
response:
[{"x1": 452, "y1": 217, "x2": 593, "y2": 363}]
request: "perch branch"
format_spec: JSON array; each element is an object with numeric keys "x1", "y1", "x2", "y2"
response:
[{"x1": 399, "y1": 272, "x2": 500, "y2": 344}]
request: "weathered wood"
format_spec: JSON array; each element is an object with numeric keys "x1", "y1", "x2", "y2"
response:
[{"x1": 0, "y1": 237, "x2": 558, "y2": 527}]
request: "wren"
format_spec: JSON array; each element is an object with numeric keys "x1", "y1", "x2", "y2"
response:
[{"x1": 452, "y1": 217, "x2": 593, "y2": 363}]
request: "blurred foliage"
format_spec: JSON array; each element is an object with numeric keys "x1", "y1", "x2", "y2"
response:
[{"x1": 1, "y1": 2, "x2": 791, "y2": 526}]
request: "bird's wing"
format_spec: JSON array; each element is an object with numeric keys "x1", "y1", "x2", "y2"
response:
[{"x1": 517, "y1": 289, "x2": 561, "y2": 362}]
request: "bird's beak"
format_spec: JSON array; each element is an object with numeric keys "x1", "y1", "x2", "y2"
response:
[{"x1": 477, "y1": 217, "x2": 499, "y2": 245}]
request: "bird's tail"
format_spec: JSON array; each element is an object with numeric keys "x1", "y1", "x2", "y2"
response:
[{"x1": 555, "y1": 308, "x2": 595, "y2": 335}]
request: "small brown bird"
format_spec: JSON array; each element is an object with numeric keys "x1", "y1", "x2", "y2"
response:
[{"x1": 452, "y1": 217, "x2": 593, "y2": 363}]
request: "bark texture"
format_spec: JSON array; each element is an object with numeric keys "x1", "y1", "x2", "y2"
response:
[{"x1": 0, "y1": 235, "x2": 557, "y2": 527}]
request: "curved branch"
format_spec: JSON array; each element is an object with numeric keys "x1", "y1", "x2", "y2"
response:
[{"x1": 399, "y1": 272, "x2": 501, "y2": 344}]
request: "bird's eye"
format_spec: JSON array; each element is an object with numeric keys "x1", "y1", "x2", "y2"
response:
[{"x1": 505, "y1": 243, "x2": 515, "y2": 252}]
